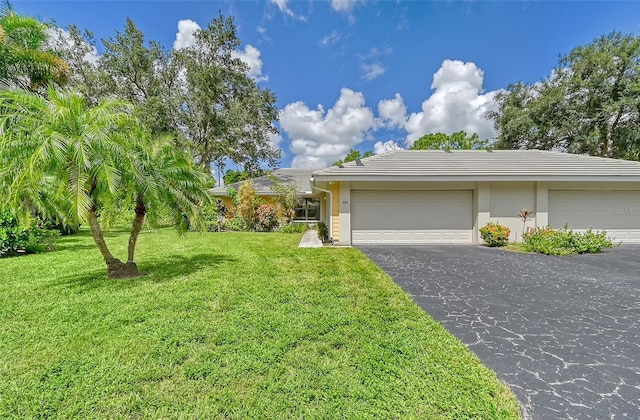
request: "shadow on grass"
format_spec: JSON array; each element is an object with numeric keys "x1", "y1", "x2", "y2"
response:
[{"x1": 54, "y1": 253, "x2": 235, "y2": 292}]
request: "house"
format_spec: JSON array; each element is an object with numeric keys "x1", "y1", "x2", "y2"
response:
[
  {"x1": 209, "y1": 168, "x2": 321, "y2": 222},
  {"x1": 310, "y1": 150, "x2": 640, "y2": 245}
]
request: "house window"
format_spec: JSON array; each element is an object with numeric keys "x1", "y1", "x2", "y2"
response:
[{"x1": 294, "y1": 198, "x2": 320, "y2": 221}]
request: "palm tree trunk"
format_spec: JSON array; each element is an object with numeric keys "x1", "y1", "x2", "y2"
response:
[
  {"x1": 87, "y1": 206, "x2": 142, "y2": 279},
  {"x1": 127, "y1": 196, "x2": 146, "y2": 263}
]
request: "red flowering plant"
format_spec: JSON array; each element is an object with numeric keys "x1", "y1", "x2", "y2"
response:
[{"x1": 479, "y1": 223, "x2": 510, "y2": 247}]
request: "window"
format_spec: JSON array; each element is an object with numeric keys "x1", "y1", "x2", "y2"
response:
[{"x1": 294, "y1": 197, "x2": 320, "y2": 221}]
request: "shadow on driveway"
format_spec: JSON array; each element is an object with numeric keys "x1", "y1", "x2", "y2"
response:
[{"x1": 359, "y1": 245, "x2": 640, "y2": 420}]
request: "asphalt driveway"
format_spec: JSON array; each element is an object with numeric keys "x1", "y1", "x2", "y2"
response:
[{"x1": 359, "y1": 245, "x2": 640, "y2": 420}]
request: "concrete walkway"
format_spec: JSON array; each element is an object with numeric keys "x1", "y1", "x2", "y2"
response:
[{"x1": 298, "y1": 230, "x2": 323, "y2": 248}]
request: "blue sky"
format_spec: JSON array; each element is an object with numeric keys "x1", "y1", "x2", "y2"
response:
[{"x1": 14, "y1": 1, "x2": 640, "y2": 168}]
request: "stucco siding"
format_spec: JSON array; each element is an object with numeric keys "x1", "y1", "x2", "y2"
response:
[
  {"x1": 332, "y1": 183, "x2": 340, "y2": 241},
  {"x1": 490, "y1": 182, "x2": 536, "y2": 241}
]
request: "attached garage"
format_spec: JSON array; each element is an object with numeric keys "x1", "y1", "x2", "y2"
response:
[
  {"x1": 351, "y1": 190, "x2": 473, "y2": 244},
  {"x1": 310, "y1": 150, "x2": 640, "y2": 246},
  {"x1": 549, "y1": 190, "x2": 640, "y2": 243}
]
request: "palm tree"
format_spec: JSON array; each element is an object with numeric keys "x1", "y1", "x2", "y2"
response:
[
  {"x1": 0, "y1": 3, "x2": 70, "y2": 91},
  {"x1": 124, "y1": 134, "x2": 210, "y2": 269},
  {"x1": 0, "y1": 88, "x2": 210, "y2": 278}
]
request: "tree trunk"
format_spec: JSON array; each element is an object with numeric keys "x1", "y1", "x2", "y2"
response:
[
  {"x1": 127, "y1": 197, "x2": 146, "y2": 263},
  {"x1": 87, "y1": 206, "x2": 143, "y2": 279},
  {"x1": 602, "y1": 108, "x2": 625, "y2": 158}
]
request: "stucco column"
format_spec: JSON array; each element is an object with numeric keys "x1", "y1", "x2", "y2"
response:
[
  {"x1": 338, "y1": 181, "x2": 351, "y2": 245},
  {"x1": 475, "y1": 182, "x2": 491, "y2": 243},
  {"x1": 536, "y1": 182, "x2": 549, "y2": 228}
]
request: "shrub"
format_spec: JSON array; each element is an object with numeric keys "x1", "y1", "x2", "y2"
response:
[
  {"x1": 222, "y1": 217, "x2": 246, "y2": 232},
  {"x1": 254, "y1": 204, "x2": 279, "y2": 232},
  {"x1": 480, "y1": 223, "x2": 510, "y2": 247},
  {"x1": 278, "y1": 223, "x2": 308, "y2": 233},
  {"x1": 317, "y1": 221, "x2": 329, "y2": 242},
  {"x1": 572, "y1": 228, "x2": 615, "y2": 253},
  {"x1": 0, "y1": 211, "x2": 60, "y2": 256},
  {"x1": 523, "y1": 227, "x2": 614, "y2": 255},
  {"x1": 236, "y1": 181, "x2": 257, "y2": 231}
]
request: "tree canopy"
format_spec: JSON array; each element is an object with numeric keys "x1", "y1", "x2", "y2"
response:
[
  {"x1": 488, "y1": 32, "x2": 640, "y2": 160},
  {"x1": 0, "y1": 4, "x2": 70, "y2": 91},
  {"x1": 332, "y1": 149, "x2": 374, "y2": 166},
  {"x1": 410, "y1": 131, "x2": 490, "y2": 150},
  {"x1": 53, "y1": 14, "x2": 280, "y2": 174}
]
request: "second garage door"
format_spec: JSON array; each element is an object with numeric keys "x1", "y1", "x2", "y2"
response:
[
  {"x1": 351, "y1": 190, "x2": 473, "y2": 244},
  {"x1": 549, "y1": 190, "x2": 640, "y2": 243}
]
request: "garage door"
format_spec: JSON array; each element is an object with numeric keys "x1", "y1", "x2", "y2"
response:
[
  {"x1": 549, "y1": 190, "x2": 640, "y2": 243},
  {"x1": 351, "y1": 190, "x2": 473, "y2": 244}
]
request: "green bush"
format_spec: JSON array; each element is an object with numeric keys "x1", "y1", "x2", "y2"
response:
[
  {"x1": 479, "y1": 223, "x2": 510, "y2": 247},
  {"x1": 277, "y1": 223, "x2": 308, "y2": 233},
  {"x1": 522, "y1": 227, "x2": 614, "y2": 255},
  {"x1": 222, "y1": 217, "x2": 247, "y2": 232},
  {"x1": 317, "y1": 221, "x2": 329, "y2": 242},
  {"x1": 0, "y1": 211, "x2": 60, "y2": 256}
]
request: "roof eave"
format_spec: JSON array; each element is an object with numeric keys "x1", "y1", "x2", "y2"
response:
[
  {"x1": 208, "y1": 190, "x2": 317, "y2": 196},
  {"x1": 310, "y1": 174, "x2": 640, "y2": 183}
]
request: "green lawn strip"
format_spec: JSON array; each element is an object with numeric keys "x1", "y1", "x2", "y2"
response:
[{"x1": 0, "y1": 229, "x2": 520, "y2": 419}]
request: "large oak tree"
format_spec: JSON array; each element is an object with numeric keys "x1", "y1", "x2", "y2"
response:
[
  {"x1": 488, "y1": 32, "x2": 640, "y2": 160},
  {"x1": 53, "y1": 14, "x2": 280, "y2": 174}
]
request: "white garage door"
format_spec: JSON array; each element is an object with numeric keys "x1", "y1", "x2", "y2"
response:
[
  {"x1": 549, "y1": 190, "x2": 640, "y2": 243},
  {"x1": 351, "y1": 190, "x2": 473, "y2": 244}
]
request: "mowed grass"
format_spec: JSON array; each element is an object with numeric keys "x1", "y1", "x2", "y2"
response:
[{"x1": 0, "y1": 229, "x2": 520, "y2": 419}]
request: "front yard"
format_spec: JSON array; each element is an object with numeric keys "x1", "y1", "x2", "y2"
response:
[{"x1": 0, "y1": 229, "x2": 520, "y2": 418}]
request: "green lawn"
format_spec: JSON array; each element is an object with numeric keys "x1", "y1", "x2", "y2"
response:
[{"x1": 0, "y1": 229, "x2": 520, "y2": 419}]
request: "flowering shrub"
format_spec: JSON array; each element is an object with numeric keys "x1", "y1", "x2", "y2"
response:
[
  {"x1": 254, "y1": 204, "x2": 279, "y2": 232},
  {"x1": 480, "y1": 223, "x2": 510, "y2": 247},
  {"x1": 522, "y1": 227, "x2": 614, "y2": 255}
]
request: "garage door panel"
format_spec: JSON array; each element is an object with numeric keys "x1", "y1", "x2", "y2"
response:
[
  {"x1": 351, "y1": 190, "x2": 472, "y2": 244},
  {"x1": 352, "y1": 230, "x2": 472, "y2": 244},
  {"x1": 549, "y1": 190, "x2": 640, "y2": 243}
]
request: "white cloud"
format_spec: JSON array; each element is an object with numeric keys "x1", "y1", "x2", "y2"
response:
[
  {"x1": 402, "y1": 59, "x2": 502, "y2": 144},
  {"x1": 268, "y1": 131, "x2": 283, "y2": 150},
  {"x1": 271, "y1": 0, "x2": 294, "y2": 16},
  {"x1": 279, "y1": 88, "x2": 377, "y2": 168},
  {"x1": 173, "y1": 19, "x2": 201, "y2": 50},
  {"x1": 319, "y1": 30, "x2": 341, "y2": 47},
  {"x1": 330, "y1": 0, "x2": 362, "y2": 13},
  {"x1": 374, "y1": 140, "x2": 403, "y2": 154},
  {"x1": 46, "y1": 28, "x2": 100, "y2": 65},
  {"x1": 269, "y1": 0, "x2": 307, "y2": 20},
  {"x1": 358, "y1": 46, "x2": 393, "y2": 60},
  {"x1": 232, "y1": 45, "x2": 267, "y2": 82},
  {"x1": 378, "y1": 93, "x2": 407, "y2": 128},
  {"x1": 361, "y1": 63, "x2": 385, "y2": 81},
  {"x1": 358, "y1": 46, "x2": 392, "y2": 81},
  {"x1": 256, "y1": 26, "x2": 267, "y2": 35}
]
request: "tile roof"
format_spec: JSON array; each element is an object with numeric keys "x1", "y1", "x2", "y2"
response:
[
  {"x1": 210, "y1": 168, "x2": 315, "y2": 196},
  {"x1": 311, "y1": 150, "x2": 640, "y2": 181}
]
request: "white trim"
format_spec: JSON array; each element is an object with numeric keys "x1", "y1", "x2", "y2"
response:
[
  {"x1": 310, "y1": 179, "x2": 333, "y2": 239},
  {"x1": 312, "y1": 175, "x2": 640, "y2": 183}
]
